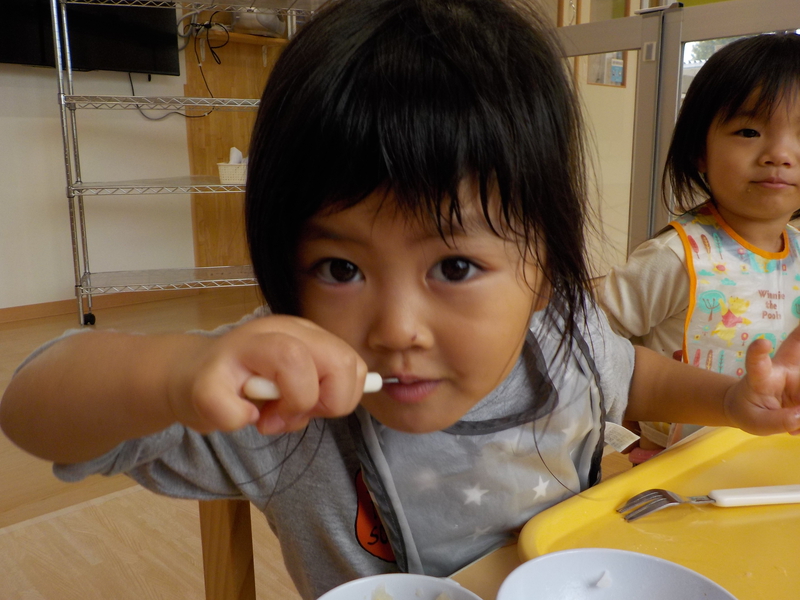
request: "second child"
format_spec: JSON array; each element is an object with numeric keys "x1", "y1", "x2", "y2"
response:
[{"x1": 600, "y1": 33, "x2": 800, "y2": 459}]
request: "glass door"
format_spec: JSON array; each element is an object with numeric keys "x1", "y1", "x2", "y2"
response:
[{"x1": 556, "y1": 0, "x2": 800, "y2": 276}]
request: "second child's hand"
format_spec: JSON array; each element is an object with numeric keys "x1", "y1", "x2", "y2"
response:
[{"x1": 727, "y1": 328, "x2": 800, "y2": 436}]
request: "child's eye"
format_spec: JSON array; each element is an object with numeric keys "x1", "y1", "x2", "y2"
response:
[
  {"x1": 430, "y1": 257, "x2": 481, "y2": 282},
  {"x1": 736, "y1": 128, "x2": 760, "y2": 138},
  {"x1": 313, "y1": 259, "x2": 363, "y2": 283}
]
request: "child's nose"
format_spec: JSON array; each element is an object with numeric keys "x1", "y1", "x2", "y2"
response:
[
  {"x1": 365, "y1": 289, "x2": 433, "y2": 352},
  {"x1": 761, "y1": 136, "x2": 798, "y2": 167}
]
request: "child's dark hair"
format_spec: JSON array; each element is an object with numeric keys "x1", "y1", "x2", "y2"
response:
[
  {"x1": 664, "y1": 32, "x2": 800, "y2": 214},
  {"x1": 245, "y1": 0, "x2": 592, "y2": 333}
]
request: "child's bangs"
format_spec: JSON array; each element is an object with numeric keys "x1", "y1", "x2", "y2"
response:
[
  {"x1": 718, "y1": 79, "x2": 800, "y2": 125},
  {"x1": 315, "y1": 8, "x2": 531, "y2": 241},
  {"x1": 715, "y1": 35, "x2": 800, "y2": 123}
]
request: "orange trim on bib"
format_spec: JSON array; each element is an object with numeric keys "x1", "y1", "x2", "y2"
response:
[
  {"x1": 670, "y1": 221, "x2": 697, "y2": 365},
  {"x1": 705, "y1": 204, "x2": 789, "y2": 260}
]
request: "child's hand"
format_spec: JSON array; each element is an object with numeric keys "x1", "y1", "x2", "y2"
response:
[
  {"x1": 724, "y1": 326, "x2": 800, "y2": 436},
  {"x1": 170, "y1": 315, "x2": 369, "y2": 436}
]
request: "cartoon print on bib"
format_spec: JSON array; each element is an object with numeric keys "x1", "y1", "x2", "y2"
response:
[{"x1": 674, "y1": 204, "x2": 800, "y2": 376}]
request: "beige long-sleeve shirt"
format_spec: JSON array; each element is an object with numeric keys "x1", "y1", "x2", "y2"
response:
[{"x1": 599, "y1": 228, "x2": 690, "y2": 361}]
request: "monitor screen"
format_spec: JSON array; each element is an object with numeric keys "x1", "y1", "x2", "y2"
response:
[{"x1": 1, "y1": 1, "x2": 180, "y2": 76}]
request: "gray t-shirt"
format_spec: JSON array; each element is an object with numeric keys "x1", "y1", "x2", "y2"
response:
[{"x1": 50, "y1": 303, "x2": 634, "y2": 600}]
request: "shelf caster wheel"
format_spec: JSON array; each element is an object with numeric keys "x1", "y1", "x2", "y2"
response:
[{"x1": 83, "y1": 313, "x2": 96, "y2": 326}]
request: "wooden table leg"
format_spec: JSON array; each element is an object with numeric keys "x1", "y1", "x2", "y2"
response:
[{"x1": 199, "y1": 499, "x2": 257, "y2": 600}]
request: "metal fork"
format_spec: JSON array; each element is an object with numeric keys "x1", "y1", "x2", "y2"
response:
[
  {"x1": 617, "y1": 489, "x2": 713, "y2": 521},
  {"x1": 617, "y1": 484, "x2": 800, "y2": 522}
]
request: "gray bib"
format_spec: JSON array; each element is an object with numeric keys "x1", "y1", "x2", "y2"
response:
[{"x1": 352, "y1": 325, "x2": 606, "y2": 575}]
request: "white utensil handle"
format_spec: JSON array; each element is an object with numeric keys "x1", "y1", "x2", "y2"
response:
[
  {"x1": 709, "y1": 484, "x2": 800, "y2": 507},
  {"x1": 243, "y1": 372, "x2": 384, "y2": 400}
]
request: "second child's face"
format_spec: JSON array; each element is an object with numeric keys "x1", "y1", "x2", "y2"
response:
[
  {"x1": 702, "y1": 95, "x2": 800, "y2": 242},
  {"x1": 296, "y1": 189, "x2": 546, "y2": 433}
]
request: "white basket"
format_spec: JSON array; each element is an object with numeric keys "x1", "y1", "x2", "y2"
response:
[{"x1": 217, "y1": 163, "x2": 247, "y2": 185}]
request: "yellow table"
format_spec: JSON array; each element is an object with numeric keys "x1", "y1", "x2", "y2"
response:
[{"x1": 452, "y1": 428, "x2": 800, "y2": 600}]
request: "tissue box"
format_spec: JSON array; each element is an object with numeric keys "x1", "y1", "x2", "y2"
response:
[{"x1": 217, "y1": 163, "x2": 247, "y2": 185}]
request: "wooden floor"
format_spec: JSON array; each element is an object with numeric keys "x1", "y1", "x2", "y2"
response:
[{"x1": 0, "y1": 288, "x2": 631, "y2": 599}]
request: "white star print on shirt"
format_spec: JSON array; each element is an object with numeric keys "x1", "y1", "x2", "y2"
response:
[
  {"x1": 463, "y1": 484, "x2": 489, "y2": 506},
  {"x1": 533, "y1": 475, "x2": 550, "y2": 499}
]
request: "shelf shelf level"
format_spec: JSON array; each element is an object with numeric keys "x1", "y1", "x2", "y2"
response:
[
  {"x1": 62, "y1": 0, "x2": 323, "y2": 15},
  {"x1": 64, "y1": 95, "x2": 260, "y2": 110},
  {"x1": 78, "y1": 266, "x2": 257, "y2": 294},
  {"x1": 69, "y1": 176, "x2": 246, "y2": 195}
]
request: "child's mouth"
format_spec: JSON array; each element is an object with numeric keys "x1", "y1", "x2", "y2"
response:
[
  {"x1": 755, "y1": 177, "x2": 793, "y2": 189},
  {"x1": 380, "y1": 378, "x2": 440, "y2": 404}
]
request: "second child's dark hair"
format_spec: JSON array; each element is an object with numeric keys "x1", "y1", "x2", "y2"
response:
[
  {"x1": 245, "y1": 0, "x2": 592, "y2": 335},
  {"x1": 664, "y1": 32, "x2": 800, "y2": 214}
]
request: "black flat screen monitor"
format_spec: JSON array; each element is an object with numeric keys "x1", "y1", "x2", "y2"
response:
[{"x1": 1, "y1": 1, "x2": 180, "y2": 76}]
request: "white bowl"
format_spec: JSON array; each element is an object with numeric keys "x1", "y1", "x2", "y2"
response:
[
  {"x1": 318, "y1": 573, "x2": 483, "y2": 600},
  {"x1": 497, "y1": 548, "x2": 737, "y2": 600}
]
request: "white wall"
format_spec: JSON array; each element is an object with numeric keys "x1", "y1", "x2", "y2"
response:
[
  {"x1": 572, "y1": 0, "x2": 642, "y2": 279},
  {"x1": 578, "y1": 54, "x2": 639, "y2": 278},
  {"x1": 0, "y1": 62, "x2": 194, "y2": 310}
]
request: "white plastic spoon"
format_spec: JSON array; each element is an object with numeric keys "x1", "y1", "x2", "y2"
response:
[{"x1": 244, "y1": 373, "x2": 398, "y2": 400}]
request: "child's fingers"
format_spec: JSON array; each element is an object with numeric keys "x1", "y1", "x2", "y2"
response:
[
  {"x1": 783, "y1": 409, "x2": 800, "y2": 435},
  {"x1": 312, "y1": 352, "x2": 367, "y2": 417},
  {"x1": 178, "y1": 315, "x2": 367, "y2": 435},
  {"x1": 249, "y1": 332, "x2": 323, "y2": 409},
  {"x1": 743, "y1": 337, "x2": 776, "y2": 384},
  {"x1": 772, "y1": 324, "x2": 800, "y2": 369},
  {"x1": 233, "y1": 319, "x2": 367, "y2": 428},
  {"x1": 736, "y1": 403, "x2": 800, "y2": 436},
  {"x1": 734, "y1": 336, "x2": 800, "y2": 435},
  {"x1": 256, "y1": 411, "x2": 312, "y2": 436},
  {"x1": 251, "y1": 340, "x2": 366, "y2": 428},
  {"x1": 171, "y1": 330, "x2": 317, "y2": 434},
  {"x1": 745, "y1": 335, "x2": 800, "y2": 406},
  {"x1": 188, "y1": 374, "x2": 260, "y2": 433},
  {"x1": 252, "y1": 360, "x2": 365, "y2": 436}
]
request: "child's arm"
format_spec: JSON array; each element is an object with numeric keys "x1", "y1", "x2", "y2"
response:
[
  {"x1": 626, "y1": 327, "x2": 800, "y2": 436},
  {"x1": 0, "y1": 315, "x2": 368, "y2": 464}
]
